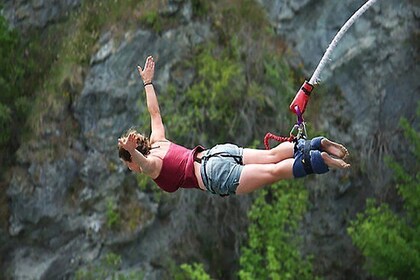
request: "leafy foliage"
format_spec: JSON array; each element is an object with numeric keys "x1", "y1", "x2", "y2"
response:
[
  {"x1": 156, "y1": 42, "x2": 296, "y2": 149},
  {"x1": 137, "y1": 0, "x2": 298, "y2": 149},
  {"x1": 67, "y1": 0, "x2": 142, "y2": 65},
  {"x1": 167, "y1": 43, "x2": 247, "y2": 144},
  {"x1": 0, "y1": 14, "x2": 28, "y2": 155},
  {"x1": 174, "y1": 263, "x2": 212, "y2": 280},
  {"x1": 141, "y1": 11, "x2": 162, "y2": 33},
  {"x1": 106, "y1": 199, "x2": 121, "y2": 229},
  {"x1": 348, "y1": 110, "x2": 420, "y2": 279},
  {"x1": 75, "y1": 252, "x2": 144, "y2": 280},
  {"x1": 191, "y1": 0, "x2": 210, "y2": 18},
  {"x1": 239, "y1": 180, "x2": 318, "y2": 280}
]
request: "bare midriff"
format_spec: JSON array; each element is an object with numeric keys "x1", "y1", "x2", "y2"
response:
[{"x1": 193, "y1": 151, "x2": 206, "y2": 191}]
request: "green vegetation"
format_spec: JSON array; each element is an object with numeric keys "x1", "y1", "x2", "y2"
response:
[
  {"x1": 106, "y1": 198, "x2": 121, "y2": 229},
  {"x1": 0, "y1": 11, "x2": 33, "y2": 230},
  {"x1": 162, "y1": 42, "x2": 247, "y2": 144},
  {"x1": 141, "y1": 11, "x2": 162, "y2": 33},
  {"x1": 239, "y1": 180, "x2": 318, "y2": 280},
  {"x1": 0, "y1": 0, "x2": 153, "y2": 168},
  {"x1": 105, "y1": 183, "x2": 155, "y2": 232},
  {"x1": 138, "y1": 0, "x2": 183, "y2": 33},
  {"x1": 136, "y1": 0, "x2": 297, "y2": 149},
  {"x1": 0, "y1": 13, "x2": 31, "y2": 170},
  {"x1": 60, "y1": 0, "x2": 144, "y2": 66},
  {"x1": 175, "y1": 263, "x2": 212, "y2": 280},
  {"x1": 75, "y1": 252, "x2": 144, "y2": 280},
  {"x1": 30, "y1": 0, "x2": 145, "y2": 128},
  {"x1": 170, "y1": 182, "x2": 320, "y2": 280},
  {"x1": 348, "y1": 108, "x2": 420, "y2": 279},
  {"x1": 154, "y1": 43, "x2": 296, "y2": 147},
  {"x1": 191, "y1": 0, "x2": 210, "y2": 18}
]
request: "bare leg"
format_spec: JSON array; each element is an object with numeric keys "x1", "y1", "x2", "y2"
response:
[
  {"x1": 321, "y1": 152, "x2": 350, "y2": 169},
  {"x1": 236, "y1": 159, "x2": 294, "y2": 195},
  {"x1": 321, "y1": 138, "x2": 349, "y2": 159},
  {"x1": 236, "y1": 152, "x2": 350, "y2": 195},
  {"x1": 243, "y1": 141, "x2": 294, "y2": 165}
]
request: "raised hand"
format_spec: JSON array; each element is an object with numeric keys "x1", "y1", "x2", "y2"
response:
[{"x1": 137, "y1": 56, "x2": 155, "y2": 84}]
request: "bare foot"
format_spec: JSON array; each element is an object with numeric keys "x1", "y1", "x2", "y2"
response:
[
  {"x1": 321, "y1": 138, "x2": 349, "y2": 159},
  {"x1": 321, "y1": 152, "x2": 350, "y2": 169}
]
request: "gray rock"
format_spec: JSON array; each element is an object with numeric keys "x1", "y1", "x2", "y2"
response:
[
  {"x1": 2, "y1": 0, "x2": 81, "y2": 31},
  {"x1": 1, "y1": 0, "x2": 419, "y2": 279}
]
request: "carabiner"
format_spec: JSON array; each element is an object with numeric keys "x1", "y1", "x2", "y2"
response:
[{"x1": 289, "y1": 106, "x2": 307, "y2": 140}]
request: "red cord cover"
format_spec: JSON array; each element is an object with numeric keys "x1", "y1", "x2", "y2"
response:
[
  {"x1": 264, "y1": 132, "x2": 295, "y2": 150},
  {"x1": 289, "y1": 81, "x2": 314, "y2": 115}
]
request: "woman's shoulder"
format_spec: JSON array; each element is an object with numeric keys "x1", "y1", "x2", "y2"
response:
[
  {"x1": 150, "y1": 136, "x2": 170, "y2": 144},
  {"x1": 150, "y1": 138, "x2": 171, "y2": 148},
  {"x1": 149, "y1": 139, "x2": 171, "y2": 159}
]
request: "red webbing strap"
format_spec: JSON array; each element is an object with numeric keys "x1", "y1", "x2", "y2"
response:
[{"x1": 264, "y1": 132, "x2": 295, "y2": 150}]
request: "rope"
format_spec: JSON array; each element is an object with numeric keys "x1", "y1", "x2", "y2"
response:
[
  {"x1": 264, "y1": 0, "x2": 380, "y2": 150},
  {"x1": 309, "y1": 0, "x2": 380, "y2": 85}
]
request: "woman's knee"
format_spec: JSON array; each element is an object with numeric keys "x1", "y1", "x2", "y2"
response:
[
  {"x1": 269, "y1": 142, "x2": 294, "y2": 161},
  {"x1": 272, "y1": 159, "x2": 294, "y2": 179}
]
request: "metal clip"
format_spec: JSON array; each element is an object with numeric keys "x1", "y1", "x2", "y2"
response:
[{"x1": 290, "y1": 105, "x2": 308, "y2": 139}]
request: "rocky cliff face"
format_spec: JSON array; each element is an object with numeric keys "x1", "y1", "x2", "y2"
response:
[{"x1": 2, "y1": 0, "x2": 419, "y2": 279}]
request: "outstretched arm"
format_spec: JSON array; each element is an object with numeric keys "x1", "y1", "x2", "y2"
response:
[{"x1": 137, "y1": 56, "x2": 166, "y2": 143}]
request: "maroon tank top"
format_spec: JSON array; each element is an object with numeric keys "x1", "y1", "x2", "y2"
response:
[{"x1": 152, "y1": 142, "x2": 204, "y2": 192}]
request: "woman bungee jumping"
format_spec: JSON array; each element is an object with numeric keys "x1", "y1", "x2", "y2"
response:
[{"x1": 118, "y1": 56, "x2": 350, "y2": 196}]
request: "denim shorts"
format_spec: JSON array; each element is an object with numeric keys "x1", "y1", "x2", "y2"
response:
[{"x1": 200, "y1": 144, "x2": 244, "y2": 196}]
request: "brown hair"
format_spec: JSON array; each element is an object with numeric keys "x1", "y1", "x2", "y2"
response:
[{"x1": 118, "y1": 128, "x2": 151, "y2": 162}]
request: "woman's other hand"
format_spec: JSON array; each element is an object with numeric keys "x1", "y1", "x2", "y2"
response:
[{"x1": 118, "y1": 133, "x2": 138, "y2": 152}]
